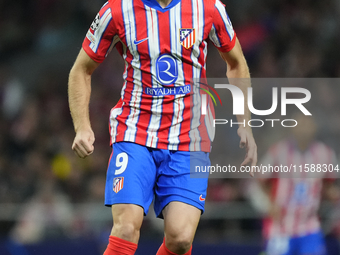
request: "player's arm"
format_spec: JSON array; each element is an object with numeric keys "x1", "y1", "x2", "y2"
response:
[
  {"x1": 219, "y1": 39, "x2": 257, "y2": 173},
  {"x1": 219, "y1": 38, "x2": 250, "y2": 79},
  {"x1": 68, "y1": 49, "x2": 100, "y2": 158}
]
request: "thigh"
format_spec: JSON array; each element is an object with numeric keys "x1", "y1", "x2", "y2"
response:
[
  {"x1": 163, "y1": 201, "x2": 201, "y2": 241},
  {"x1": 105, "y1": 142, "x2": 156, "y2": 215},
  {"x1": 111, "y1": 204, "x2": 144, "y2": 224},
  {"x1": 153, "y1": 150, "x2": 210, "y2": 218}
]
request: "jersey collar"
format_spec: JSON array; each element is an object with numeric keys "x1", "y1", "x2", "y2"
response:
[{"x1": 141, "y1": 0, "x2": 181, "y2": 12}]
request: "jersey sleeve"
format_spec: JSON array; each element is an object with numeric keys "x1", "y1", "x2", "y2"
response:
[
  {"x1": 209, "y1": 0, "x2": 236, "y2": 52},
  {"x1": 82, "y1": 2, "x2": 119, "y2": 63}
]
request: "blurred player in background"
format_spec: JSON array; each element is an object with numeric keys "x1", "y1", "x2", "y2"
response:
[
  {"x1": 68, "y1": 0, "x2": 257, "y2": 254},
  {"x1": 250, "y1": 113, "x2": 339, "y2": 255}
]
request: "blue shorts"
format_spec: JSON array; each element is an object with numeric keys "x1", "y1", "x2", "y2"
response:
[
  {"x1": 105, "y1": 142, "x2": 210, "y2": 218},
  {"x1": 266, "y1": 231, "x2": 326, "y2": 255}
]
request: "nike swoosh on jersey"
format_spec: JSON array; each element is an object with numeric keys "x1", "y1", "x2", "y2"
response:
[
  {"x1": 133, "y1": 37, "x2": 148, "y2": 45},
  {"x1": 199, "y1": 195, "x2": 206, "y2": 201}
]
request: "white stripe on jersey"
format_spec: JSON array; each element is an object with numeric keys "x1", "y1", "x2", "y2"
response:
[
  {"x1": 214, "y1": 0, "x2": 234, "y2": 40},
  {"x1": 121, "y1": 43, "x2": 129, "y2": 96},
  {"x1": 145, "y1": 7, "x2": 162, "y2": 148},
  {"x1": 122, "y1": 0, "x2": 143, "y2": 142},
  {"x1": 90, "y1": 8, "x2": 112, "y2": 53},
  {"x1": 110, "y1": 107, "x2": 123, "y2": 143},
  {"x1": 202, "y1": 40, "x2": 208, "y2": 69},
  {"x1": 168, "y1": 3, "x2": 184, "y2": 150},
  {"x1": 209, "y1": 24, "x2": 221, "y2": 48},
  {"x1": 189, "y1": 0, "x2": 204, "y2": 151},
  {"x1": 106, "y1": 35, "x2": 120, "y2": 58}
]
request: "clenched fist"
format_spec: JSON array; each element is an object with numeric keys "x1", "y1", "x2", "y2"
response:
[{"x1": 72, "y1": 127, "x2": 95, "y2": 158}]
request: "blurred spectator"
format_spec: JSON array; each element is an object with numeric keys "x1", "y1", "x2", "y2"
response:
[
  {"x1": 0, "y1": 64, "x2": 24, "y2": 120},
  {"x1": 248, "y1": 113, "x2": 339, "y2": 255},
  {"x1": 10, "y1": 177, "x2": 74, "y2": 244}
]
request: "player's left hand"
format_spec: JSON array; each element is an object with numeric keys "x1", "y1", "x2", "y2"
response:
[{"x1": 237, "y1": 127, "x2": 257, "y2": 177}]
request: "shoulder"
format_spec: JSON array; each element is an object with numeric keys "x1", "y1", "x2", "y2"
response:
[
  {"x1": 200, "y1": 0, "x2": 216, "y2": 12},
  {"x1": 200, "y1": 0, "x2": 217, "y2": 25},
  {"x1": 203, "y1": 0, "x2": 216, "y2": 4},
  {"x1": 102, "y1": 0, "x2": 126, "y2": 32},
  {"x1": 106, "y1": 0, "x2": 122, "y2": 14},
  {"x1": 203, "y1": 0, "x2": 217, "y2": 7},
  {"x1": 104, "y1": 0, "x2": 132, "y2": 20},
  {"x1": 108, "y1": 0, "x2": 121, "y2": 7}
]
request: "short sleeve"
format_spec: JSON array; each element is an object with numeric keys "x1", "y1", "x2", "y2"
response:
[
  {"x1": 82, "y1": 2, "x2": 119, "y2": 63},
  {"x1": 209, "y1": 0, "x2": 236, "y2": 52}
]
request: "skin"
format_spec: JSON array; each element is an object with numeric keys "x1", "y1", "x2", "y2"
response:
[
  {"x1": 69, "y1": 37, "x2": 255, "y2": 255},
  {"x1": 158, "y1": 0, "x2": 175, "y2": 8},
  {"x1": 219, "y1": 39, "x2": 257, "y2": 175}
]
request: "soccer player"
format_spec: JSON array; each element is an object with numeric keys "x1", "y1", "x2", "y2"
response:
[
  {"x1": 68, "y1": 0, "x2": 257, "y2": 254},
  {"x1": 250, "y1": 113, "x2": 338, "y2": 255}
]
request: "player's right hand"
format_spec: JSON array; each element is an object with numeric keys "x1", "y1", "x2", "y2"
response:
[{"x1": 72, "y1": 127, "x2": 95, "y2": 158}]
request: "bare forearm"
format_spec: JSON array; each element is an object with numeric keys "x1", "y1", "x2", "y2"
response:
[
  {"x1": 68, "y1": 49, "x2": 99, "y2": 158},
  {"x1": 227, "y1": 61, "x2": 251, "y2": 126},
  {"x1": 68, "y1": 67, "x2": 92, "y2": 132},
  {"x1": 220, "y1": 39, "x2": 257, "y2": 169}
]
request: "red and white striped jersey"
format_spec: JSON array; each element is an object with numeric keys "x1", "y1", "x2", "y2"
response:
[
  {"x1": 82, "y1": 0, "x2": 236, "y2": 152},
  {"x1": 260, "y1": 139, "x2": 337, "y2": 238}
]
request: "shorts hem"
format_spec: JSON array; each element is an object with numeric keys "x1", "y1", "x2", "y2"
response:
[
  {"x1": 104, "y1": 200, "x2": 149, "y2": 215},
  {"x1": 155, "y1": 195, "x2": 205, "y2": 219}
]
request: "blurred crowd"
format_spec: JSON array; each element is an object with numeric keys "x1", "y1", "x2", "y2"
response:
[{"x1": 1, "y1": 0, "x2": 340, "y2": 247}]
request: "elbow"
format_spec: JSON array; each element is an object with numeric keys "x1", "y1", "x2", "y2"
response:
[
  {"x1": 69, "y1": 63, "x2": 92, "y2": 82},
  {"x1": 227, "y1": 55, "x2": 248, "y2": 71},
  {"x1": 227, "y1": 61, "x2": 250, "y2": 78}
]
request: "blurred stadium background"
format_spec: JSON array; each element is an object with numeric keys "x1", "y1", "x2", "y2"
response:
[{"x1": 1, "y1": 0, "x2": 340, "y2": 254}]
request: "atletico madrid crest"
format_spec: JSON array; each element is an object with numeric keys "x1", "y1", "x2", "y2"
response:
[
  {"x1": 113, "y1": 177, "x2": 124, "y2": 193},
  {"x1": 180, "y1": 28, "x2": 196, "y2": 49}
]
